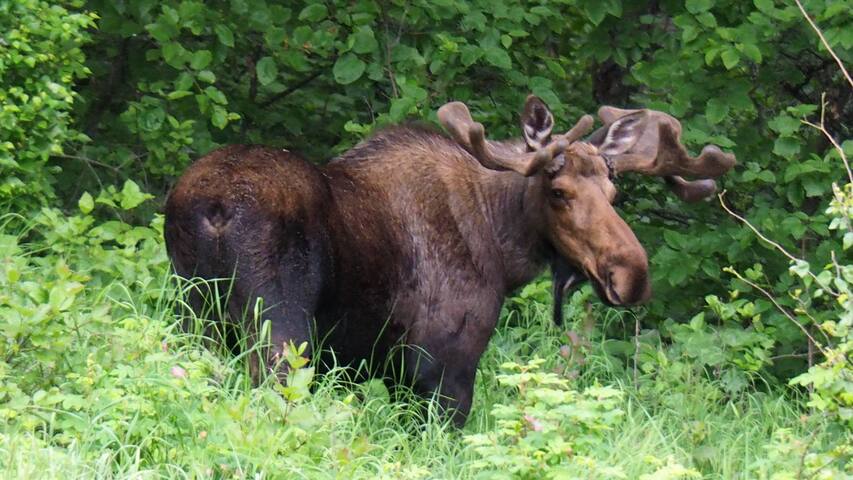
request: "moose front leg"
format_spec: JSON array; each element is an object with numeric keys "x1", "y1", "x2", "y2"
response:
[
  {"x1": 403, "y1": 347, "x2": 479, "y2": 427},
  {"x1": 404, "y1": 300, "x2": 500, "y2": 427}
]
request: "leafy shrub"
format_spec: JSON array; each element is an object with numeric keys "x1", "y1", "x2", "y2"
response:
[
  {"x1": 0, "y1": 183, "x2": 167, "y2": 422},
  {"x1": 0, "y1": 0, "x2": 94, "y2": 210},
  {"x1": 465, "y1": 358, "x2": 699, "y2": 479}
]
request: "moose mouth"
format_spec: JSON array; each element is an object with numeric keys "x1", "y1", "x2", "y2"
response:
[
  {"x1": 553, "y1": 264, "x2": 626, "y2": 308},
  {"x1": 551, "y1": 258, "x2": 641, "y2": 325},
  {"x1": 586, "y1": 269, "x2": 620, "y2": 307}
]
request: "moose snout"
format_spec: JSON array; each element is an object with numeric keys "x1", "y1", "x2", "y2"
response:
[{"x1": 602, "y1": 255, "x2": 652, "y2": 306}]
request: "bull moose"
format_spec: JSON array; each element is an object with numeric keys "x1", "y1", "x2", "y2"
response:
[{"x1": 164, "y1": 96, "x2": 735, "y2": 425}]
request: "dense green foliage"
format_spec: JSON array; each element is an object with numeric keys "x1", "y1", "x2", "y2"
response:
[
  {"x1": 1, "y1": 0, "x2": 851, "y2": 477},
  {"x1": 0, "y1": 0, "x2": 94, "y2": 209}
]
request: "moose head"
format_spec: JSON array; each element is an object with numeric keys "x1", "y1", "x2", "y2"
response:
[{"x1": 438, "y1": 96, "x2": 735, "y2": 313}]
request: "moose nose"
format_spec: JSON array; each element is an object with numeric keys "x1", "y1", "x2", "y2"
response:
[{"x1": 605, "y1": 260, "x2": 652, "y2": 306}]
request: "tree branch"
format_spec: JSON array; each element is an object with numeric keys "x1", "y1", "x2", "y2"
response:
[
  {"x1": 794, "y1": 0, "x2": 853, "y2": 89},
  {"x1": 259, "y1": 68, "x2": 328, "y2": 108},
  {"x1": 718, "y1": 191, "x2": 839, "y2": 297}
]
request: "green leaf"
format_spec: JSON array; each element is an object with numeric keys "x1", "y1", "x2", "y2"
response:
[
  {"x1": 545, "y1": 59, "x2": 566, "y2": 78},
  {"x1": 197, "y1": 70, "x2": 216, "y2": 83},
  {"x1": 333, "y1": 54, "x2": 366, "y2": 85},
  {"x1": 389, "y1": 97, "x2": 416, "y2": 121},
  {"x1": 162, "y1": 42, "x2": 188, "y2": 68},
  {"x1": 706, "y1": 98, "x2": 729, "y2": 124},
  {"x1": 682, "y1": 25, "x2": 698, "y2": 43},
  {"x1": 781, "y1": 216, "x2": 805, "y2": 239},
  {"x1": 147, "y1": 21, "x2": 176, "y2": 43},
  {"x1": 483, "y1": 46, "x2": 512, "y2": 70},
  {"x1": 120, "y1": 180, "x2": 152, "y2": 210},
  {"x1": 460, "y1": 45, "x2": 482, "y2": 66},
  {"x1": 215, "y1": 25, "x2": 234, "y2": 47},
  {"x1": 802, "y1": 177, "x2": 826, "y2": 197},
  {"x1": 167, "y1": 90, "x2": 192, "y2": 100},
  {"x1": 754, "y1": 0, "x2": 774, "y2": 13},
  {"x1": 140, "y1": 106, "x2": 165, "y2": 132},
  {"x1": 350, "y1": 27, "x2": 378, "y2": 54},
  {"x1": 787, "y1": 104, "x2": 818, "y2": 116},
  {"x1": 211, "y1": 106, "x2": 228, "y2": 129},
  {"x1": 757, "y1": 170, "x2": 776, "y2": 183},
  {"x1": 190, "y1": 50, "x2": 212, "y2": 70},
  {"x1": 721, "y1": 49, "x2": 740, "y2": 69},
  {"x1": 773, "y1": 136, "x2": 800, "y2": 158},
  {"x1": 78, "y1": 192, "x2": 93, "y2": 214},
  {"x1": 686, "y1": 0, "x2": 714, "y2": 14},
  {"x1": 696, "y1": 12, "x2": 716, "y2": 28},
  {"x1": 298, "y1": 4, "x2": 327, "y2": 22},
  {"x1": 176, "y1": 73, "x2": 193, "y2": 90},
  {"x1": 582, "y1": 0, "x2": 607, "y2": 25},
  {"x1": 606, "y1": 0, "x2": 623, "y2": 18},
  {"x1": 768, "y1": 114, "x2": 800, "y2": 136},
  {"x1": 256, "y1": 57, "x2": 278, "y2": 86},
  {"x1": 740, "y1": 43, "x2": 762, "y2": 63},
  {"x1": 204, "y1": 86, "x2": 227, "y2": 105},
  {"x1": 613, "y1": 48, "x2": 628, "y2": 68},
  {"x1": 705, "y1": 47, "x2": 720, "y2": 65},
  {"x1": 663, "y1": 230, "x2": 684, "y2": 249},
  {"x1": 399, "y1": 81, "x2": 428, "y2": 102}
]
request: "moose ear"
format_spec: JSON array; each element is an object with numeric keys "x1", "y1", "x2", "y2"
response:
[
  {"x1": 521, "y1": 95, "x2": 554, "y2": 151},
  {"x1": 598, "y1": 111, "x2": 649, "y2": 156}
]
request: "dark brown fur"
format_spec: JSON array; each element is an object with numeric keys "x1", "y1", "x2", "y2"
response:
[
  {"x1": 165, "y1": 85, "x2": 680, "y2": 427},
  {"x1": 165, "y1": 126, "x2": 567, "y2": 424},
  {"x1": 166, "y1": 95, "x2": 738, "y2": 425}
]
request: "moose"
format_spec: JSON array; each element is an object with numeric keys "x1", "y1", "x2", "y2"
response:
[{"x1": 164, "y1": 96, "x2": 735, "y2": 425}]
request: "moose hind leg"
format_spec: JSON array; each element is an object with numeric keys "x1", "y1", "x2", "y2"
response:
[{"x1": 232, "y1": 231, "x2": 326, "y2": 380}]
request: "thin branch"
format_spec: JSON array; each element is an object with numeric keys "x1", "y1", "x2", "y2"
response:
[
  {"x1": 798, "y1": 427, "x2": 821, "y2": 480},
  {"x1": 794, "y1": 0, "x2": 853, "y2": 89},
  {"x1": 379, "y1": 2, "x2": 399, "y2": 99},
  {"x1": 801, "y1": 93, "x2": 853, "y2": 185},
  {"x1": 724, "y1": 267, "x2": 828, "y2": 357},
  {"x1": 55, "y1": 154, "x2": 122, "y2": 174},
  {"x1": 647, "y1": 208, "x2": 691, "y2": 226},
  {"x1": 718, "y1": 191, "x2": 838, "y2": 297},
  {"x1": 633, "y1": 317, "x2": 639, "y2": 384},
  {"x1": 241, "y1": 46, "x2": 261, "y2": 136},
  {"x1": 794, "y1": 297, "x2": 833, "y2": 346},
  {"x1": 259, "y1": 68, "x2": 328, "y2": 108},
  {"x1": 768, "y1": 352, "x2": 809, "y2": 361}
]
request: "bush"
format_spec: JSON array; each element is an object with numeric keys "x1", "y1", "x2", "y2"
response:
[
  {"x1": 464, "y1": 358, "x2": 699, "y2": 479},
  {"x1": 0, "y1": 0, "x2": 94, "y2": 210}
]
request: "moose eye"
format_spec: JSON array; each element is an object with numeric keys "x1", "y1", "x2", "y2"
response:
[{"x1": 550, "y1": 189, "x2": 569, "y2": 204}]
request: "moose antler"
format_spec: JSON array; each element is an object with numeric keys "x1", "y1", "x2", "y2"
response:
[
  {"x1": 438, "y1": 101, "x2": 593, "y2": 177},
  {"x1": 592, "y1": 106, "x2": 736, "y2": 202}
]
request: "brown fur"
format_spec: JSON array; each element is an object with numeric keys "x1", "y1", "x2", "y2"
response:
[{"x1": 165, "y1": 117, "x2": 649, "y2": 426}]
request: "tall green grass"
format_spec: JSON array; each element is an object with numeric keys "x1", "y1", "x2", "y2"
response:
[
  {"x1": 0, "y1": 212, "x2": 836, "y2": 479},
  {"x1": 0, "y1": 267, "x2": 825, "y2": 479}
]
